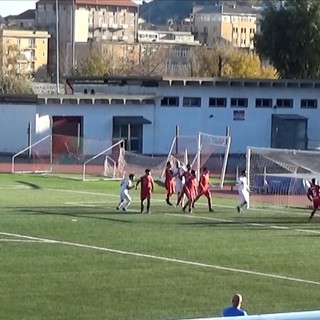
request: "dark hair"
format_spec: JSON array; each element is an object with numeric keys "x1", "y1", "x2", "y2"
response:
[
  {"x1": 203, "y1": 167, "x2": 208, "y2": 171},
  {"x1": 186, "y1": 163, "x2": 191, "y2": 169},
  {"x1": 312, "y1": 178, "x2": 316, "y2": 184},
  {"x1": 241, "y1": 170, "x2": 246, "y2": 175},
  {"x1": 129, "y1": 174, "x2": 134, "y2": 179},
  {"x1": 166, "y1": 161, "x2": 171, "y2": 166},
  {"x1": 145, "y1": 169, "x2": 151, "y2": 174},
  {"x1": 191, "y1": 169, "x2": 196, "y2": 175}
]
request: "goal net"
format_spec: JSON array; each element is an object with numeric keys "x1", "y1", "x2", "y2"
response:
[
  {"x1": 247, "y1": 146, "x2": 320, "y2": 209},
  {"x1": 12, "y1": 134, "x2": 121, "y2": 180},
  {"x1": 163, "y1": 132, "x2": 231, "y2": 188}
]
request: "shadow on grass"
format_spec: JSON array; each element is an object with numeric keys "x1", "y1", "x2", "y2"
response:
[
  {"x1": 16, "y1": 180, "x2": 42, "y2": 189},
  {"x1": 7, "y1": 206, "x2": 139, "y2": 224}
]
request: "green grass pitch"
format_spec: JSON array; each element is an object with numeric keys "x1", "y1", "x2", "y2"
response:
[{"x1": 0, "y1": 173, "x2": 320, "y2": 320}]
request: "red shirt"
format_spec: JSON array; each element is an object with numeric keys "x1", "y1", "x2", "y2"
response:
[
  {"x1": 308, "y1": 184, "x2": 320, "y2": 199},
  {"x1": 141, "y1": 175, "x2": 154, "y2": 192},
  {"x1": 183, "y1": 170, "x2": 192, "y2": 184},
  {"x1": 199, "y1": 173, "x2": 209, "y2": 191},
  {"x1": 186, "y1": 176, "x2": 197, "y2": 191},
  {"x1": 165, "y1": 167, "x2": 173, "y2": 182}
]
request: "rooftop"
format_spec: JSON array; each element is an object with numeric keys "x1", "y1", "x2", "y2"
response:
[
  {"x1": 36, "y1": 0, "x2": 138, "y2": 7},
  {"x1": 11, "y1": 9, "x2": 35, "y2": 20},
  {"x1": 196, "y1": 3, "x2": 261, "y2": 16}
]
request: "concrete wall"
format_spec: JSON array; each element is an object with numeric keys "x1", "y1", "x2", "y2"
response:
[{"x1": 1, "y1": 80, "x2": 320, "y2": 155}]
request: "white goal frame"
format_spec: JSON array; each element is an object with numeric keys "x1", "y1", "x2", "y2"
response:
[
  {"x1": 82, "y1": 139, "x2": 124, "y2": 181},
  {"x1": 164, "y1": 132, "x2": 231, "y2": 188},
  {"x1": 12, "y1": 135, "x2": 53, "y2": 174}
]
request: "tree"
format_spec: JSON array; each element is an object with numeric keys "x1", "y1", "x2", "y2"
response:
[
  {"x1": 75, "y1": 49, "x2": 111, "y2": 76},
  {"x1": 0, "y1": 43, "x2": 33, "y2": 94},
  {"x1": 254, "y1": 0, "x2": 320, "y2": 79},
  {"x1": 189, "y1": 46, "x2": 276, "y2": 78}
]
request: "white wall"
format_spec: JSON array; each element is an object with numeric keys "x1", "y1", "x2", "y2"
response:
[
  {"x1": 0, "y1": 104, "x2": 36, "y2": 153},
  {"x1": 2, "y1": 81, "x2": 320, "y2": 155}
]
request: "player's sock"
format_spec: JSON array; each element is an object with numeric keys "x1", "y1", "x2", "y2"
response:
[
  {"x1": 140, "y1": 203, "x2": 144, "y2": 213},
  {"x1": 237, "y1": 206, "x2": 241, "y2": 213},
  {"x1": 147, "y1": 201, "x2": 150, "y2": 213},
  {"x1": 124, "y1": 201, "x2": 131, "y2": 210},
  {"x1": 308, "y1": 211, "x2": 316, "y2": 222}
]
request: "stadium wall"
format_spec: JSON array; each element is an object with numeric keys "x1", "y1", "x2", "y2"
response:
[{"x1": 1, "y1": 77, "x2": 320, "y2": 156}]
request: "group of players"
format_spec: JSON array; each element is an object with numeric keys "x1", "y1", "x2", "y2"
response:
[
  {"x1": 116, "y1": 160, "x2": 213, "y2": 214},
  {"x1": 116, "y1": 161, "x2": 320, "y2": 221}
]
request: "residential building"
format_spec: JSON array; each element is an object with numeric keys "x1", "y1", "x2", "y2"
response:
[
  {"x1": 0, "y1": 29, "x2": 50, "y2": 79},
  {"x1": 138, "y1": 29, "x2": 201, "y2": 76},
  {"x1": 191, "y1": 3, "x2": 261, "y2": 49},
  {"x1": 35, "y1": 0, "x2": 139, "y2": 76},
  {"x1": 5, "y1": 9, "x2": 36, "y2": 29}
]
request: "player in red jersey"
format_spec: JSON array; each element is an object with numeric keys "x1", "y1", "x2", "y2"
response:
[
  {"x1": 307, "y1": 178, "x2": 320, "y2": 222},
  {"x1": 182, "y1": 170, "x2": 197, "y2": 213},
  {"x1": 165, "y1": 161, "x2": 174, "y2": 206},
  {"x1": 176, "y1": 164, "x2": 192, "y2": 207},
  {"x1": 136, "y1": 169, "x2": 154, "y2": 214},
  {"x1": 193, "y1": 167, "x2": 214, "y2": 212}
]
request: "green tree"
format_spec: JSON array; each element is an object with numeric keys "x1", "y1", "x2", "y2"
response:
[
  {"x1": 76, "y1": 49, "x2": 111, "y2": 76},
  {"x1": 255, "y1": 0, "x2": 320, "y2": 79}
]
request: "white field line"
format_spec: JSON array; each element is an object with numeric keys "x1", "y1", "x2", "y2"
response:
[
  {"x1": 0, "y1": 238, "x2": 51, "y2": 243},
  {"x1": 0, "y1": 230, "x2": 320, "y2": 286},
  {"x1": 165, "y1": 213, "x2": 320, "y2": 236}
]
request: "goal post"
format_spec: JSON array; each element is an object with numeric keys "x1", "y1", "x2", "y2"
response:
[
  {"x1": 163, "y1": 132, "x2": 231, "y2": 188},
  {"x1": 12, "y1": 135, "x2": 53, "y2": 174},
  {"x1": 246, "y1": 146, "x2": 320, "y2": 209},
  {"x1": 82, "y1": 139, "x2": 124, "y2": 181}
]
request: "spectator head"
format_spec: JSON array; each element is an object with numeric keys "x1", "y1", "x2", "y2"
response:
[{"x1": 232, "y1": 294, "x2": 243, "y2": 309}]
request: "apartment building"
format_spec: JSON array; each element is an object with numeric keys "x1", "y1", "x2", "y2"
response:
[
  {"x1": 191, "y1": 3, "x2": 260, "y2": 49},
  {"x1": 0, "y1": 29, "x2": 50, "y2": 78},
  {"x1": 138, "y1": 29, "x2": 201, "y2": 76},
  {"x1": 5, "y1": 9, "x2": 36, "y2": 29},
  {"x1": 35, "y1": 0, "x2": 138, "y2": 76}
]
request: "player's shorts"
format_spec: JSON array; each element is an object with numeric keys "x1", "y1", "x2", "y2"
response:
[
  {"x1": 165, "y1": 180, "x2": 175, "y2": 195},
  {"x1": 239, "y1": 191, "x2": 249, "y2": 203},
  {"x1": 313, "y1": 198, "x2": 320, "y2": 209},
  {"x1": 120, "y1": 189, "x2": 132, "y2": 202},
  {"x1": 198, "y1": 188, "x2": 210, "y2": 198},
  {"x1": 175, "y1": 179, "x2": 183, "y2": 193},
  {"x1": 141, "y1": 189, "x2": 152, "y2": 201}
]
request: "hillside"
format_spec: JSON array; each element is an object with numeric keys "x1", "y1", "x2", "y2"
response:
[{"x1": 140, "y1": 0, "x2": 267, "y2": 25}]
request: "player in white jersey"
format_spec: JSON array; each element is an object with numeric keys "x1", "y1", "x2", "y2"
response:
[
  {"x1": 236, "y1": 170, "x2": 249, "y2": 213},
  {"x1": 172, "y1": 160, "x2": 186, "y2": 206},
  {"x1": 116, "y1": 173, "x2": 135, "y2": 211}
]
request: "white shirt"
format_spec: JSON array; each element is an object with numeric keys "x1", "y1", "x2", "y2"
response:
[
  {"x1": 173, "y1": 166, "x2": 185, "y2": 183},
  {"x1": 120, "y1": 178, "x2": 132, "y2": 193},
  {"x1": 237, "y1": 176, "x2": 249, "y2": 193}
]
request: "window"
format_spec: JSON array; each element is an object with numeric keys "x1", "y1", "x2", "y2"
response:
[
  {"x1": 161, "y1": 96, "x2": 179, "y2": 107},
  {"x1": 112, "y1": 124, "x2": 142, "y2": 153},
  {"x1": 230, "y1": 98, "x2": 248, "y2": 108},
  {"x1": 256, "y1": 98, "x2": 272, "y2": 108},
  {"x1": 275, "y1": 99, "x2": 293, "y2": 108},
  {"x1": 301, "y1": 99, "x2": 317, "y2": 109},
  {"x1": 209, "y1": 97, "x2": 227, "y2": 108},
  {"x1": 183, "y1": 97, "x2": 201, "y2": 107}
]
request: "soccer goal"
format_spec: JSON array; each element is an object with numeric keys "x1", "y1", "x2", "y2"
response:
[
  {"x1": 246, "y1": 146, "x2": 320, "y2": 209},
  {"x1": 82, "y1": 140, "x2": 125, "y2": 181},
  {"x1": 164, "y1": 132, "x2": 231, "y2": 188},
  {"x1": 12, "y1": 134, "x2": 120, "y2": 180}
]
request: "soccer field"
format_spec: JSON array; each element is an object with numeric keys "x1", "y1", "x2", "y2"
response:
[{"x1": 1, "y1": 173, "x2": 320, "y2": 320}]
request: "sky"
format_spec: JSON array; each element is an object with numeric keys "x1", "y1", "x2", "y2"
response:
[{"x1": 0, "y1": 0, "x2": 150, "y2": 18}]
